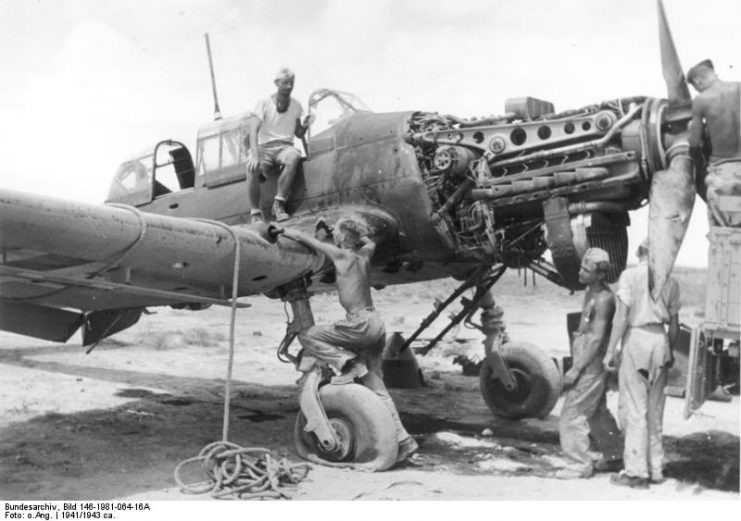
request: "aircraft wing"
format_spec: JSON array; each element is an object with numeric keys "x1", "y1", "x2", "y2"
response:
[{"x1": 0, "y1": 189, "x2": 325, "y2": 344}]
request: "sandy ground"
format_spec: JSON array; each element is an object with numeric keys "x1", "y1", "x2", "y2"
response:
[{"x1": 0, "y1": 273, "x2": 738, "y2": 503}]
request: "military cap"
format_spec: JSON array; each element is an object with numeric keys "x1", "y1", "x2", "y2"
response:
[
  {"x1": 687, "y1": 59, "x2": 715, "y2": 82},
  {"x1": 274, "y1": 67, "x2": 295, "y2": 80},
  {"x1": 583, "y1": 247, "x2": 610, "y2": 265}
]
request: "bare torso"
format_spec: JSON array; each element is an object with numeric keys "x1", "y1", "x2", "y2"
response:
[
  {"x1": 334, "y1": 248, "x2": 374, "y2": 313},
  {"x1": 578, "y1": 286, "x2": 614, "y2": 350},
  {"x1": 693, "y1": 81, "x2": 741, "y2": 160}
]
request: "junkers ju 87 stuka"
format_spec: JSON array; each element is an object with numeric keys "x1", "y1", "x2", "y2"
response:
[{"x1": 0, "y1": 2, "x2": 698, "y2": 470}]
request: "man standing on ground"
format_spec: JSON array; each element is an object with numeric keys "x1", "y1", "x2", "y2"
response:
[
  {"x1": 557, "y1": 248, "x2": 623, "y2": 479},
  {"x1": 247, "y1": 67, "x2": 312, "y2": 223},
  {"x1": 687, "y1": 59, "x2": 741, "y2": 226},
  {"x1": 281, "y1": 216, "x2": 418, "y2": 463},
  {"x1": 603, "y1": 238, "x2": 680, "y2": 488}
]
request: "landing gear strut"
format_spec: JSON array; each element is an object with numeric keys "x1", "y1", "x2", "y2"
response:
[
  {"x1": 403, "y1": 267, "x2": 562, "y2": 419},
  {"x1": 277, "y1": 282, "x2": 398, "y2": 470}
]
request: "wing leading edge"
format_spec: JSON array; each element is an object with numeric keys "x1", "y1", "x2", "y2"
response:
[{"x1": 0, "y1": 188, "x2": 326, "y2": 343}]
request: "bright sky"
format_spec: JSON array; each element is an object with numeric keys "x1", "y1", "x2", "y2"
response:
[{"x1": 1, "y1": 0, "x2": 739, "y2": 267}]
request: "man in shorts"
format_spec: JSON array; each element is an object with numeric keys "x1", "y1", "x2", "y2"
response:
[{"x1": 246, "y1": 67, "x2": 312, "y2": 222}]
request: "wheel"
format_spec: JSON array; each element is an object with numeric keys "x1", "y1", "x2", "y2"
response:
[
  {"x1": 294, "y1": 383, "x2": 398, "y2": 471},
  {"x1": 479, "y1": 341, "x2": 562, "y2": 419}
]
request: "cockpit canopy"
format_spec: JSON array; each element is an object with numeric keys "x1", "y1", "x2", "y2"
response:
[
  {"x1": 196, "y1": 111, "x2": 253, "y2": 188},
  {"x1": 307, "y1": 89, "x2": 372, "y2": 137},
  {"x1": 106, "y1": 89, "x2": 372, "y2": 204},
  {"x1": 106, "y1": 141, "x2": 195, "y2": 205}
]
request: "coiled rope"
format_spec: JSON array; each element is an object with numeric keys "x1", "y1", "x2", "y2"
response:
[
  {"x1": 174, "y1": 221, "x2": 310, "y2": 499},
  {"x1": 174, "y1": 441, "x2": 310, "y2": 500}
]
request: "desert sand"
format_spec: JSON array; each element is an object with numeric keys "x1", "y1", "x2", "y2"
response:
[{"x1": 1, "y1": 271, "x2": 738, "y2": 503}]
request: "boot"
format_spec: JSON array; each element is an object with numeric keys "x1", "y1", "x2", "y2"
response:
[
  {"x1": 272, "y1": 199, "x2": 290, "y2": 222},
  {"x1": 250, "y1": 210, "x2": 265, "y2": 224},
  {"x1": 331, "y1": 358, "x2": 368, "y2": 385}
]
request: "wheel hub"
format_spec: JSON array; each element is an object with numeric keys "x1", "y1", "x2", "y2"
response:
[
  {"x1": 318, "y1": 418, "x2": 354, "y2": 461},
  {"x1": 505, "y1": 368, "x2": 533, "y2": 402},
  {"x1": 489, "y1": 366, "x2": 532, "y2": 404}
]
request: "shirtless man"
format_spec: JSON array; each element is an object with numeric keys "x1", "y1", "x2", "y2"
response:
[
  {"x1": 281, "y1": 216, "x2": 418, "y2": 462},
  {"x1": 687, "y1": 59, "x2": 741, "y2": 226},
  {"x1": 557, "y1": 248, "x2": 623, "y2": 479},
  {"x1": 247, "y1": 67, "x2": 312, "y2": 223}
]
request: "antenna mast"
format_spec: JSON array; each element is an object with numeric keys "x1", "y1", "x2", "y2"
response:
[{"x1": 204, "y1": 33, "x2": 222, "y2": 120}]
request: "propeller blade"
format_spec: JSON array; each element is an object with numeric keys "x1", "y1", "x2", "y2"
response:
[
  {"x1": 657, "y1": 0, "x2": 691, "y2": 105},
  {"x1": 648, "y1": 147, "x2": 695, "y2": 300}
]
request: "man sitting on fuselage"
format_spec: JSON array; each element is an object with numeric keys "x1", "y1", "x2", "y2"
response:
[{"x1": 246, "y1": 67, "x2": 312, "y2": 223}]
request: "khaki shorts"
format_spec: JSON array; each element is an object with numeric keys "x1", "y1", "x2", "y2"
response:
[{"x1": 248, "y1": 143, "x2": 301, "y2": 179}]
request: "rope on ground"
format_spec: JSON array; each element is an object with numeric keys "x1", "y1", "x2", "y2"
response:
[
  {"x1": 174, "y1": 221, "x2": 311, "y2": 500},
  {"x1": 174, "y1": 441, "x2": 311, "y2": 500}
]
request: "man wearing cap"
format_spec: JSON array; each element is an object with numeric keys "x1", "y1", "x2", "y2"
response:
[
  {"x1": 556, "y1": 248, "x2": 623, "y2": 479},
  {"x1": 603, "y1": 238, "x2": 680, "y2": 488},
  {"x1": 687, "y1": 59, "x2": 741, "y2": 226},
  {"x1": 246, "y1": 67, "x2": 313, "y2": 222}
]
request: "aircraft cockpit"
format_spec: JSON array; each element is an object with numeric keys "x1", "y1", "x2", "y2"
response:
[
  {"x1": 105, "y1": 91, "x2": 372, "y2": 207},
  {"x1": 195, "y1": 111, "x2": 252, "y2": 188},
  {"x1": 106, "y1": 141, "x2": 196, "y2": 205},
  {"x1": 106, "y1": 153, "x2": 154, "y2": 205}
]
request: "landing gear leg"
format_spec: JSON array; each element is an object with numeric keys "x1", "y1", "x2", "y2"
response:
[
  {"x1": 278, "y1": 282, "x2": 398, "y2": 470},
  {"x1": 475, "y1": 288, "x2": 562, "y2": 419},
  {"x1": 401, "y1": 267, "x2": 562, "y2": 420}
]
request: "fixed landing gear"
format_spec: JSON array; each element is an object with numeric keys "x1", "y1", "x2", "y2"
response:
[
  {"x1": 479, "y1": 341, "x2": 561, "y2": 419},
  {"x1": 277, "y1": 283, "x2": 398, "y2": 471},
  {"x1": 402, "y1": 266, "x2": 562, "y2": 419},
  {"x1": 294, "y1": 372, "x2": 398, "y2": 470}
]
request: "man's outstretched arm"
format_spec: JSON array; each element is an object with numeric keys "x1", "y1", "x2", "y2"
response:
[{"x1": 281, "y1": 228, "x2": 345, "y2": 262}]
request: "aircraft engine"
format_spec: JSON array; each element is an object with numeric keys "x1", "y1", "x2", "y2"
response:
[{"x1": 407, "y1": 95, "x2": 680, "y2": 290}]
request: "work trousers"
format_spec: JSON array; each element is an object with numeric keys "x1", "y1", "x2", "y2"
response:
[
  {"x1": 559, "y1": 371, "x2": 623, "y2": 474},
  {"x1": 298, "y1": 310, "x2": 409, "y2": 442},
  {"x1": 618, "y1": 324, "x2": 669, "y2": 480}
]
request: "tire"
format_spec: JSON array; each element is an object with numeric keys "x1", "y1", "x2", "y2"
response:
[
  {"x1": 294, "y1": 383, "x2": 398, "y2": 471},
  {"x1": 479, "y1": 341, "x2": 562, "y2": 419}
]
